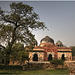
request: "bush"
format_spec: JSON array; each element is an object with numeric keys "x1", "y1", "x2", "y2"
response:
[
  {"x1": 50, "y1": 59, "x2": 64, "y2": 69},
  {"x1": 0, "y1": 65, "x2": 22, "y2": 70}
]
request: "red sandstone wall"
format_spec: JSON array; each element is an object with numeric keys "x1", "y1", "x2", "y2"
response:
[{"x1": 43, "y1": 45, "x2": 57, "y2": 61}]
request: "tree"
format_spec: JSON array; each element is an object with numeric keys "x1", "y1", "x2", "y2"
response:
[
  {"x1": 0, "y1": 49, "x2": 4, "y2": 64},
  {"x1": 0, "y1": 2, "x2": 47, "y2": 65},
  {"x1": 11, "y1": 43, "x2": 29, "y2": 65},
  {"x1": 0, "y1": 45, "x2": 5, "y2": 64},
  {"x1": 71, "y1": 46, "x2": 75, "y2": 56}
]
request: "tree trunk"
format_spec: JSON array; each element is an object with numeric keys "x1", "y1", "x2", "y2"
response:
[
  {"x1": 4, "y1": 54, "x2": 10, "y2": 65},
  {"x1": 4, "y1": 27, "x2": 17, "y2": 65}
]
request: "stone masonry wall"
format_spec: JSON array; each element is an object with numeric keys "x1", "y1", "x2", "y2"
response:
[{"x1": 23, "y1": 62, "x2": 67, "y2": 70}]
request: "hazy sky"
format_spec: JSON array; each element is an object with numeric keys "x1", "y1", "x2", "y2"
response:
[{"x1": 0, "y1": 1, "x2": 75, "y2": 47}]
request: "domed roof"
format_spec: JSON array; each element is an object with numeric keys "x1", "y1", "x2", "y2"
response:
[
  {"x1": 56, "y1": 40, "x2": 63, "y2": 46},
  {"x1": 40, "y1": 36, "x2": 54, "y2": 44}
]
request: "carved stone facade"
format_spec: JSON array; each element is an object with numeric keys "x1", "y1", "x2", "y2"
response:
[
  {"x1": 28, "y1": 36, "x2": 72, "y2": 62},
  {"x1": 29, "y1": 51, "x2": 44, "y2": 62},
  {"x1": 57, "y1": 47, "x2": 72, "y2": 61}
]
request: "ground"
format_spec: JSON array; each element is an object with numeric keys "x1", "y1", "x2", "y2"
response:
[
  {"x1": 0, "y1": 65, "x2": 69, "y2": 74},
  {"x1": 1, "y1": 61, "x2": 75, "y2": 74},
  {"x1": 0, "y1": 69, "x2": 69, "y2": 74}
]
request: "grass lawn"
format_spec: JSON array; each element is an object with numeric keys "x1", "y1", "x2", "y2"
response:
[
  {"x1": 0, "y1": 65, "x2": 69, "y2": 74},
  {"x1": 0, "y1": 69, "x2": 69, "y2": 74}
]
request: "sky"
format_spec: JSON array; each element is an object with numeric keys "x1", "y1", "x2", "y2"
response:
[{"x1": 0, "y1": 1, "x2": 75, "y2": 47}]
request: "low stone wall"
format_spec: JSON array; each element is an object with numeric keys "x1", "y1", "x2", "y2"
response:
[
  {"x1": 23, "y1": 62, "x2": 67, "y2": 70},
  {"x1": 23, "y1": 63, "x2": 52, "y2": 70}
]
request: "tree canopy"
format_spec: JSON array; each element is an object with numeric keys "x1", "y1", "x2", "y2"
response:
[
  {"x1": 0, "y1": 2, "x2": 47, "y2": 65},
  {"x1": 0, "y1": 2, "x2": 47, "y2": 46}
]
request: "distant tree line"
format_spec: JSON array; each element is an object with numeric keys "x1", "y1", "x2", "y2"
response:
[{"x1": 71, "y1": 46, "x2": 75, "y2": 56}]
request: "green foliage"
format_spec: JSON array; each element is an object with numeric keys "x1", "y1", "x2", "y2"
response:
[
  {"x1": 0, "y1": 2, "x2": 47, "y2": 47},
  {"x1": 71, "y1": 46, "x2": 75, "y2": 56},
  {"x1": 11, "y1": 43, "x2": 29, "y2": 65},
  {"x1": 0, "y1": 47, "x2": 5, "y2": 64},
  {"x1": 0, "y1": 25, "x2": 13, "y2": 43},
  {"x1": 0, "y1": 2, "x2": 47, "y2": 46},
  {"x1": 12, "y1": 43, "x2": 25, "y2": 51},
  {"x1": 0, "y1": 50, "x2": 4, "y2": 59},
  {"x1": 51, "y1": 59, "x2": 59, "y2": 66},
  {"x1": 0, "y1": 2, "x2": 47, "y2": 65},
  {"x1": 0, "y1": 65, "x2": 22, "y2": 70},
  {"x1": 58, "y1": 59, "x2": 64, "y2": 65},
  {"x1": 0, "y1": 65, "x2": 69, "y2": 74},
  {"x1": 51, "y1": 59, "x2": 64, "y2": 69}
]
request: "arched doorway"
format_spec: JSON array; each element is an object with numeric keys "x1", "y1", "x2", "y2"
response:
[
  {"x1": 2, "y1": 59, "x2": 4, "y2": 64},
  {"x1": 48, "y1": 54, "x2": 52, "y2": 61},
  {"x1": 33, "y1": 54, "x2": 38, "y2": 61},
  {"x1": 61, "y1": 54, "x2": 65, "y2": 60}
]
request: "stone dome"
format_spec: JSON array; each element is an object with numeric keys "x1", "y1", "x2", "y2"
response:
[
  {"x1": 40, "y1": 36, "x2": 54, "y2": 44},
  {"x1": 56, "y1": 40, "x2": 63, "y2": 47}
]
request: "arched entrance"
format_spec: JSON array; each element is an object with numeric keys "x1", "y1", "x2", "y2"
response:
[
  {"x1": 61, "y1": 54, "x2": 65, "y2": 60},
  {"x1": 33, "y1": 54, "x2": 38, "y2": 61},
  {"x1": 48, "y1": 54, "x2": 52, "y2": 61},
  {"x1": 2, "y1": 59, "x2": 4, "y2": 64}
]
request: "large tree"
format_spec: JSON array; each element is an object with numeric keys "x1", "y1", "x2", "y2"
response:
[{"x1": 0, "y1": 2, "x2": 47, "y2": 65}]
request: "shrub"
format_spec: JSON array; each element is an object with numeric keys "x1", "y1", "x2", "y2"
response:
[
  {"x1": 50, "y1": 59, "x2": 64, "y2": 69},
  {"x1": 0, "y1": 65, "x2": 22, "y2": 70}
]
